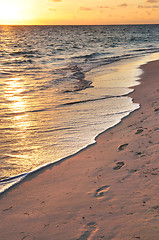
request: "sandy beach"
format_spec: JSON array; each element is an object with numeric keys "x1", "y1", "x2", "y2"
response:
[{"x1": 0, "y1": 59, "x2": 159, "y2": 240}]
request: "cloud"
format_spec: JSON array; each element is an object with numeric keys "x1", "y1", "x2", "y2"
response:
[
  {"x1": 138, "y1": 5, "x2": 150, "y2": 8},
  {"x1": 138, "y1": 4, "x2": 159, "y2": 8},
  {"x1": 118, "y1": 3, "x2": 128, "y2": 7},
  {"x1": 49, "y1": 0, "x2": 62, "y2": 2},
  {"x1": 147, "y1": 0, "x2": 159, "y2": 2},
  {"x1": 79, "y1": 7, "x2": 93, "y2": 11},
  {"x1": 99, "y1": 6, "x2": 110, "y2": 9}
]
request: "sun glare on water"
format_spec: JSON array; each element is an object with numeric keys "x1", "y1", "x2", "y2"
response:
[{"x1": 0, "y1": 1, "x2": 23, "y2": 24}]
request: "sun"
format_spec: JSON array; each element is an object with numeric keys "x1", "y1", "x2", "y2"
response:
[{"x1": 0, "y1": 1, "x2": 22, "y2": 24}]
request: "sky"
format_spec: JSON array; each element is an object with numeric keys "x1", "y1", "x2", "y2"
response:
[{"x1": 0, "y1": 0, "x2": 159, "y2": 25}]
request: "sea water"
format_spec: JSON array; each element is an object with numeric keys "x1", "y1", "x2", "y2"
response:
[{"x1": 0, "y1": 25, "x2": 159, "y2": 193}]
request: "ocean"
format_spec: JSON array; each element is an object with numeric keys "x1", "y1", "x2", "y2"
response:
[{"x1": 0, "y1": 24, "x2": 159, "y2": 193}]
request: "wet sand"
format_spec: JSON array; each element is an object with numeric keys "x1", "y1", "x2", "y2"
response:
[{"x1": 0, "y1": 60, "x2": 159, "y2": 240}]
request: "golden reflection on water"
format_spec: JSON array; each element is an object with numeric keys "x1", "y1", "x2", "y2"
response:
[
  {"x1": 0, "y1": 72, "x2": 62, "y2": 179},
  {"x1": 1, "y1": 76, "x2": 34, "y2": 177},
  {"x1": 5, "y1": 77, "x2": 28, "y2": 122}
]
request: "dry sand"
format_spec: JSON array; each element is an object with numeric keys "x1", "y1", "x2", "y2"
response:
[{"x1": 0, "y1": 60, "x2": 159, "y2": 240}]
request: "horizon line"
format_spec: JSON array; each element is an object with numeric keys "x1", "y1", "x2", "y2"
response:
[{"x1": 0, "y1": 23, "x2": 159, "y2": 26}]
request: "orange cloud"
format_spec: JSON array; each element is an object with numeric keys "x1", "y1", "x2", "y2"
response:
[
  {"x1": 99, "y1": 6, "x2": 111, "y2": 9},
  {"x1": 138, "y1": 4, "x2": 159, "y2": 8},
  {"x1": 118, "y1": 3, "x2": 128, "y2": 7},
  {"x1": 79, "y1": 7, "x2": 93, "y2": 11},
  {"x1": 147, "y1": 0, "x2": 159, "y2": 2}
]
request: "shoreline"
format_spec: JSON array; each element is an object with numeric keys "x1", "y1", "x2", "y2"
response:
[
  {"x1": 0, "y1": 56, "x2": 142, "y2": 188},
  {"x1": 0, "y1": 59, "x2": 159, "y2": 239},
  {"x1": 0, "y1": 57, "x2": 142, "y2": 194},
  {"x1": 0, "y1": 52, "x2": 158, "y2": 193}
]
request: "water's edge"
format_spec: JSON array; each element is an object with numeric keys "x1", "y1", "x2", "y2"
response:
[{"x1": 0, "y1": 55, "x2": 157, "y2": 195}]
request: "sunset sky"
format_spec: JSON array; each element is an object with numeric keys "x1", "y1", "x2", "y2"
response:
[{"x1": 0, "y1": 0, "x2": 159, "y2": 25}]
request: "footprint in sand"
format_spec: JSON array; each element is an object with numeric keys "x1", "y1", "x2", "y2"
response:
[
  {"x1": 76, "y1": 222, "x2": 98, "y2": 240},
  {"x1": 2, "y1": 206, "x2": 13, "y2": 212},
  {"x1": 135, "y1": 129, "x2": 143, "y2": 134},
  {"x1": 94, "y1": 185, "x2": 110, "y2": 198},
  {"x1": 113, "y1": 161, "x2": 125, "y2": 170},
  {"x1": 118, "y1": 143, "x2": 128, "y2": 151}
]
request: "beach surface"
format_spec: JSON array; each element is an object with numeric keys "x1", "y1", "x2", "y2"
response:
[{"x1": 0, "y1": 59, "x2": 159, "y2": 240}]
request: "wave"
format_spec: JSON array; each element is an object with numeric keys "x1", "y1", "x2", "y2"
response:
[
  {"x1": 3, "y1": 59, "x2": 33, "y2": 65},
  {"x1": 10, "y1": 50, "x2": 39, "y2": 56},
  {"x1": 63, "y1": 79, "x2": 93, "y2": 93},
  {"x1": 37, "y1": 64, "x2": 94, "y2": 93},
  {"x1": 71, "y1": 52, "x2": 108, "y2": 60},
  {"x1": 58, "y1": 94, "x2": 128, "y2": 107},
  {"x1": 0, "y1": 173, "x2": 28, "y2": 194},
  {"x1": 38, "y1": 126, "x2": 73, "y2": 134},
  {"x1": 132, "y1": 47, "x2": 159, "y2": 53},
  {"x1": 0, "y1": 72, "x2": 12, "y2": 77},
  {"x1": 0, "y1": 107, "x2": 51, "y2": 119},
  {"x1": 72, "y1": 71, "x2": 85, "y2": 80},
  {"x1": 69, "y1": 47, "x2": 159, "y2": 71}
]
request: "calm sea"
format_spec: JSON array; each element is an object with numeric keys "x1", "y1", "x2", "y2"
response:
[{"x1": 0, "y1": 25, "x2": 159, "y2": 193}]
